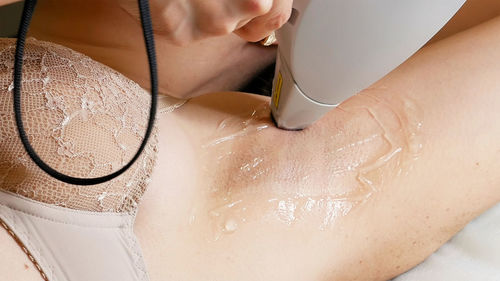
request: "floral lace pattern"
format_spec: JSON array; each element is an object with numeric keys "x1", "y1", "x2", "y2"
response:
[{"x1": 0, "y1": 38, "x2": 158, "y2": 213}]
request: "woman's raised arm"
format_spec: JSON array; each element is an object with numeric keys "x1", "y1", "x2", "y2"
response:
[{"x1": 135, "y1": 16, "x2": 500, "y2": 281}]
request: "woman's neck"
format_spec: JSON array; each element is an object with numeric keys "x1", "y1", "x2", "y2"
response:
[{"x1": 29, "y1": 0, "x2": 276, "y2": 98}]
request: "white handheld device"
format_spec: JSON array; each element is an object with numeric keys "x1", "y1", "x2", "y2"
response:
[{"x1": 271, "y1": 0, "x2": 467, "y2": 130}]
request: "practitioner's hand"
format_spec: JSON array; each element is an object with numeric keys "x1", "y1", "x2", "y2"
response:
[
  {"x1": 119, "y1": 0, "x2": 293, "y2": 45},
  {"x1": 234, "y1": 0, "x2": 293, "y2": 42}
]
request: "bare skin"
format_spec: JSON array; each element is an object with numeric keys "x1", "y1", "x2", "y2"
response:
[
  {"x1": 27, "y1": 0, "x2": 278, "y2": 98},
  {"x1": 1, "y1": 0, "x2": 500, "y2": 280},
  {"x1": 135, "y1": 17, "x2": 500, "y2": 280}
]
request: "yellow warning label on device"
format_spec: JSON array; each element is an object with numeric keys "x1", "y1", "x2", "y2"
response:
[{"x1": 273, "y1": 71, "x2": 283, "y2": 109}]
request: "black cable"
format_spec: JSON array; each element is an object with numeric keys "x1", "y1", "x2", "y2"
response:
[{"x1": 13, "y1": 0, "x2": 158, "y2": 186}]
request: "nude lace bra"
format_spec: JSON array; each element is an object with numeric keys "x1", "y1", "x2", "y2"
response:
[{"x1": 0, "y1": 37, "x2": 182, "y2": 281}]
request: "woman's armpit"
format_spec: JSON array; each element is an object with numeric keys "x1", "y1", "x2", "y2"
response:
[{"x1": 193, "y1": 89, "x2": 424, "y2": 238}]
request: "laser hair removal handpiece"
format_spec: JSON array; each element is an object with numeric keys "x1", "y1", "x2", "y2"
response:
[{"x1": 271, "y1": 0, "x2": 466, "y2": 130}]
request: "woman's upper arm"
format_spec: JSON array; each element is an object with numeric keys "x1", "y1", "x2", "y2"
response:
[{"x1": 311, "y1": 16, "x2": 500, "y2": 279}]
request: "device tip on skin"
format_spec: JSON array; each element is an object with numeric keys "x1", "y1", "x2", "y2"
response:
[
  {"x1": 270, "y1": 53, "x2": 336, "y2": 131},
  {"x1": 269, "y1": 111, "x2": 304, "y2": 131}
]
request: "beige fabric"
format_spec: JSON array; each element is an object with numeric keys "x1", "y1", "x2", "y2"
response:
[{"x1": 0, "y1": 190, "x2": 148, "y2": 281}]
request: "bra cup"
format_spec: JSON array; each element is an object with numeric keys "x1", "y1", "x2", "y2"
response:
[{"x1": 0, "y1": 38, "x2": 158, "y2": 213}]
